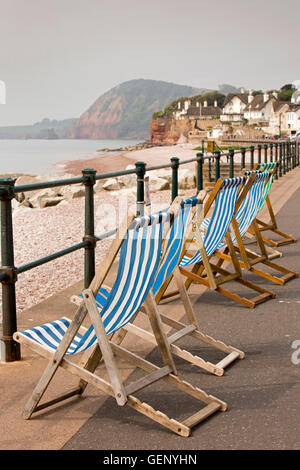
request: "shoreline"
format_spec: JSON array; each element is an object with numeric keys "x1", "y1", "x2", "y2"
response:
[{"x1": 56, "y1": 142, "x2": 198, "y2": 176}]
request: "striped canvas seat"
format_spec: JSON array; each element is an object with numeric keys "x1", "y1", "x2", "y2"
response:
[
  {"x1": 180, "y1": 177, "x2": 244, "y2": 267},
  {"x1": 255, "y1": 163, "x2": 277, "y2": 210},
  {"x1": 195, "y1": 172, "x2": 269, "y2": 252},
  {"x1": 18, "y1": 212, "x2": 171, "y2": 356},
  {"x1": 226, "y1": 171, "x2": 270, "y2": 245}
]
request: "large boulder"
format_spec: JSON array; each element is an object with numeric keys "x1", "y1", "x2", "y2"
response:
[
  {"x1": 28, "y1": 188, "x2": 61, "y2": 208},
  {"x1": 149, "y1": 169, "x2": 172, "y2": 184},
  {"x1": 59, "y1": 184, "x2": 85, "y2": 199},
  {"x1": 117, "y1": 165, "x2": 136, "y2": 188},
  {"x1": 178, "y1": 168, "x2": 195, "y2": 189},
  {"x1": 40, "y1": 196, "x2": 64, "y2": 208},
  {"x1": 148, "y1": 175, "x2": 169, "y2": 192},
  {"x1": 102, "y1": 178, "x2": 122, "y2": 191}
]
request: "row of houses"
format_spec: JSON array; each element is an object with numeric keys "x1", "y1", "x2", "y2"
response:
[{"x1": 174, "y1": 89, "x2": 300, "y2": 135}]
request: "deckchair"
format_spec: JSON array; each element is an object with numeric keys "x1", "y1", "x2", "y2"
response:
[
  {"x1": 13, "y1": 210, "x2": 226, "y2": 437},
  {"x1": 250, "y1": 161, "x2": 296, "y2": 247},
  {"x1": 214, "y1": 170, "x2": 298, "y2": 286},
  {"x1": 158, "y1": 176, "x2": 275, "y2": 309},
  {"x1": 108, "y1": 196, "x2": 245, "y2": 377}
]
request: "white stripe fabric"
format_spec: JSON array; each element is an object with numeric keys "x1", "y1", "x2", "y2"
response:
[
  {"x1": 19, "y1": 212, "x2": 171, "y2": 355},
  {"x1": 180, "y1": 177, "x2": 243, "y2": 266}
]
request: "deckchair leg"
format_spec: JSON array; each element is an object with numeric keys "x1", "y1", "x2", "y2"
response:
[
  {"x1": 255, "y1": 194, "x2": 297, "y2": 246},
  {"x1": 171, "y1": 266, "x2": 244, "y2": 374},
  {"x1": 123, "y1": 263, "x2": 244, "y2": 377},
  {"x1": 143, "y1": 292, "x2": 177, "y2": 375},
  {"x1": 83, "y1": 290, "x2": 128, "y2": 406},
  {"x1": 260, "y1": 228, "x2": 297, "y2": 247},
  {"x1": 111, "y1": 342, "x2": 227, "y2": 437},
  {"x1": 21, "y1": 303, "x2": 89, "y2": 419},
  {"x1": 238, "y1": 219, "x2": 297, "y2": 285}
]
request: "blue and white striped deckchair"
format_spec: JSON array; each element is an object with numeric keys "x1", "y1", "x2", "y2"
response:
[
  {"x1": 14, "y1": 210, "x2": 226, "y2": 437},
  {"x1": 214, "y1": 170, "x2": 298, "y2": 286},
  {"x1": 252, "y1": 161, "x2": 296, "y2": 247},
  {"x1": 173, "y1": 176, "x2": 275, "y2": 308}
]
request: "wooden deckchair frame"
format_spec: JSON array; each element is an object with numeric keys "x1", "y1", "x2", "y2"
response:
[
  {"x1": 157, "y1": 176, "x2": 275, "y2": 309},
  {"x1": 250, "y1": 161, "x2": 296, "y2": 247},
  {"x1": 215, "y1": 171, "x2": 298, "y2": 286},
  {"x1": 14, "y1": 210, "x2": 226, "y2": 437}
]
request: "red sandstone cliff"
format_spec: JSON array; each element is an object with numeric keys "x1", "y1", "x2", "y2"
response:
[{"x1": 150, "y1": 116, "x2": 194, "y2": 143}]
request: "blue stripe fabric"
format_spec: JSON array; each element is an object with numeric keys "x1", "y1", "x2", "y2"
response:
[
  {"x1": 152, "y1": 198, "x2": 198, "y2": 295},
  {"x1": 19, "y1": 212, "x2": 171, "y2": 355},
  {"x1": 180, "y1": 177, "x2": 243, "y2": 266}
]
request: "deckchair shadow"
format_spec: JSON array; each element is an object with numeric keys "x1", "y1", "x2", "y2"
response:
[{"x1": 14, "y1": 209, "x2": 226, "y2": 437}]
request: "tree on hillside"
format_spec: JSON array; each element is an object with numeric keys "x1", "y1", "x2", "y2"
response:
[{"x1": 278, "y1": 83, "x2": 296, "y2": 101}]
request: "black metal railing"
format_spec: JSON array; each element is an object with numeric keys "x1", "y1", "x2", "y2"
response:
[{"x1": 0, "y1": 140, "x2": 298, "y2": 361}]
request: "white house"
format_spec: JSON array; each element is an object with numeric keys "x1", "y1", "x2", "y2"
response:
[
  {"x1": 243, "y1": 92, "x2": 276, "y2": 123},
  {"x1": 220, "y1": 90, "x2": 249, "y2": 123},
  {"x1": 285, "y1": 104, "x2": 300, "y2": 132}
]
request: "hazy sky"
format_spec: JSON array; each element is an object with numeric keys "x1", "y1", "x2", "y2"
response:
[{"x1": 0, "y1": 0, "x2": 299, "y2": 126}]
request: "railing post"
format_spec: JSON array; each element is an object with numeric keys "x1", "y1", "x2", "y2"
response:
[
  {"x1": 279, "y1": 142, "x2": 283, "y2": 177},
  {"x1": 264, "y1": 144, "x2": 268, "y2": 164},
  {"x1": 274, "y1": 142, "x2": 279, "y2": 179},
  {"x1": 287, "y1": 141, "x2": 290, "y2": 171},
  {"x1": 171, "y1": 156, "x2": 179, "y2": 201},
  {"x1": 250, "y1": 145, "x2": 255, "y2": 169},
  {"x1": 241, "y1": 147, "x2": 246, "y2": 170},
  {"x1": 229, "y1": 148, "x2": 235, "y2": 178},
  {"x1": 82, "y1": 168, "x2": 96, "y2": 289},
  {"x1": 270, "y1": 142, "x2": 273, "y2": 163},
  {"x1": 257, "y1": 144, "x2": 262, "y2": 165},
  {"x1": 135, "y1": 161, "x2": 146, "y2": 217},
  {"x1": 196, "y1": 152, "x2": 204, "y2": 191},
  {"x1": 291, "y1": 141, "x2": 295, "y2": 168},
  {"x1": 214, "y1": 150, "x2": 221, "y2": 182},
  {"x1": 283, "y1": 142, "x2": 286, "y2": 174},
  {"x1": 202, "y1": 140, "x2": 205, "y2": 154},
  {"x1": 0, "y1": 178, "x2": 20, "y2": 362},
  {"x1": 208, "y1": 156, "x2": 212, "y2": 182}
]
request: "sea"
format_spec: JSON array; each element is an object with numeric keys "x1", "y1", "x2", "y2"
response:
[{"x1": 0, "y1": 139, "x2": 142, "y2": 176}]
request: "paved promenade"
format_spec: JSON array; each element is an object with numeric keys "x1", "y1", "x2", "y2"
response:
[{"x1": 1, "y1": 167, "x2": 300, "y2": 450}]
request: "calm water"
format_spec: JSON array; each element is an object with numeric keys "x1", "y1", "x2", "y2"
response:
[{"x1": 0, "y1": 139, "x2": 141, "y2": 175}]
